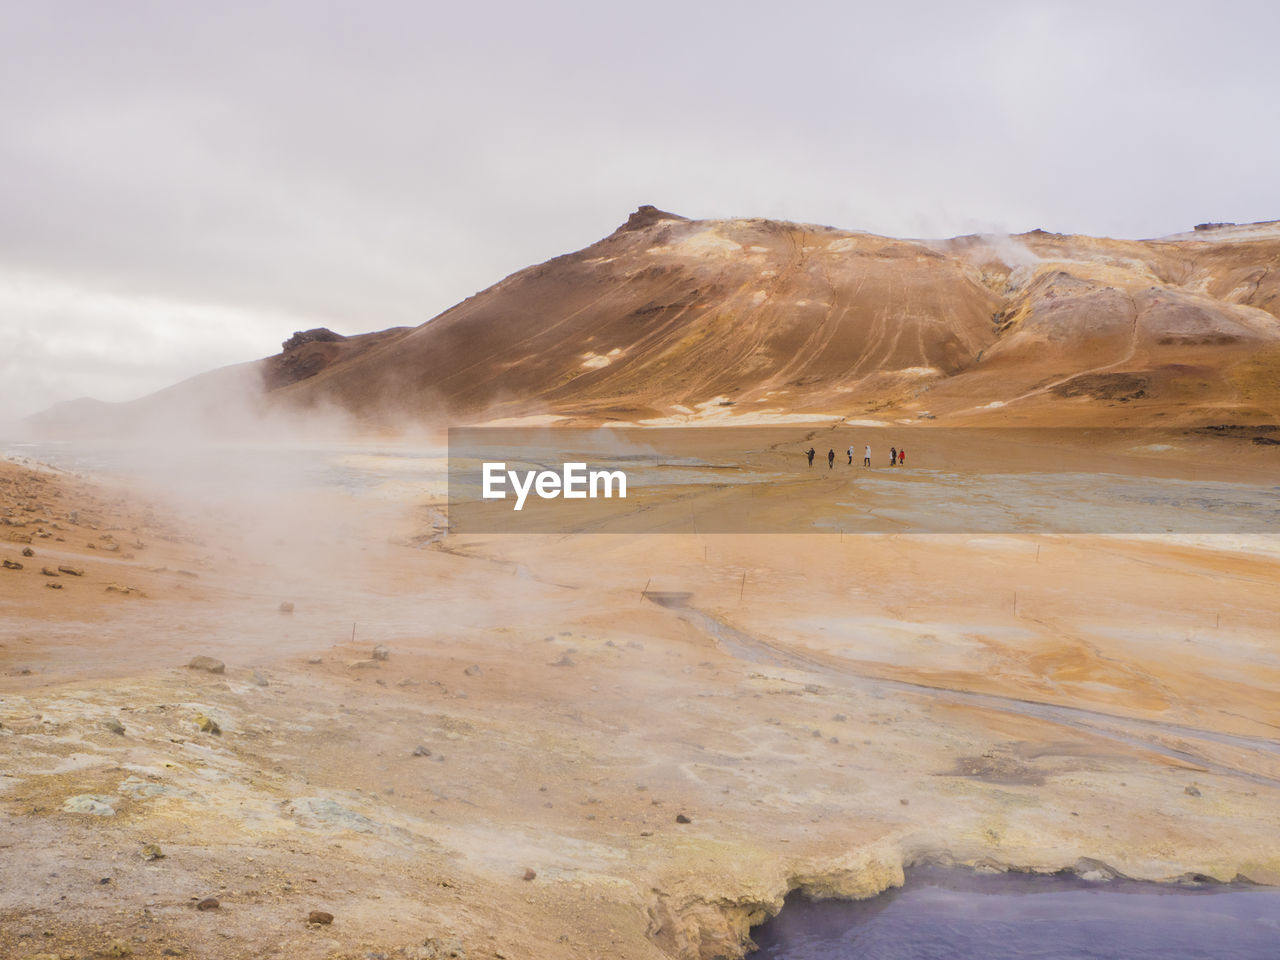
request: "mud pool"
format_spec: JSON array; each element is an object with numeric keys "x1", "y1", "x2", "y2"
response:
[{"x1": 750, "y1": 867, "x2": 1280, "y2": 959}]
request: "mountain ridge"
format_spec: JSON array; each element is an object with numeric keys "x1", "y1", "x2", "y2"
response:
[{"x1": 21, "y1": 208, "x2": 1280, "y2": 435}]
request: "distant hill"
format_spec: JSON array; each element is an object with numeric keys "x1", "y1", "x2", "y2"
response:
[{"x1": 25, "y1": 208, "x2": 1280, "y2": 435}]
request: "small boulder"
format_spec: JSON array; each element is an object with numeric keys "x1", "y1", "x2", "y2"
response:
[
  {"x1": 412, "y1": 745, "x2": 432, "y2": 757},
  {"x1": 675, "y1": 813, "x2": 692, "y2": 824},
  {"x1": 141, "y1": 843, "x2": 165, "y2": 860},
  {"x1": 1185, "y1": 784, "x2": 1202, "y2": 797},
  {"x1": 278, "y1": 601, "x2": 294, "y2": 614},
  {"x1": 187, "y1": 655, "x2": 225, "y2": 674},
  {"x1": 193, "y1": 714, "x2": 221, "y2": 735},
  {"x1": 21, "y1": 546, "x2": 33, "y2": 557},
  {"x1": 45, "y1": 581, "x2": 63, "y2": 589},
  {"x1": 251, "y1": 669, "x2": 269, "y2": 687},
  {"x1": 40, "y1": 566, "x2": 59, "y2": 576},
  {"x1": 408, "y1": 938, "x2": 467, "y2": 960},
  {"x1": 1, "y1": 559, "x2": 21, "y2": 569},
  {"x1": 463, "y1": 664, "x2": 481, "y2": 677},
  {"x1": 372, "y1": 644, "x2": 390, "y2": 661},
  {"x1": 102, "y1": 717, "x2": 125, "y2": 736},
  {"x1": 57, "y1": 564, "x2": 84, "y2": 576},
  {"x1": 522, "y1": 867, "x2": 536, "y2": 881},
  {"x1": 195, "y1": 897, "x2": 220, "y2": 911},
  {"x1": 308, "y1": 910, "x2": 334, "y2": 926}
]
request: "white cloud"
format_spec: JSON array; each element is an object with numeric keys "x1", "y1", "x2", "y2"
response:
[{"x1": 0, "y1": 0, "x2": 1277, "y2": 417}]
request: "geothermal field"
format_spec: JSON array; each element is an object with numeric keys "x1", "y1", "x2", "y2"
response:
[{"x1": 4, "y1": 211, "x2": 1280, "y2": 959}]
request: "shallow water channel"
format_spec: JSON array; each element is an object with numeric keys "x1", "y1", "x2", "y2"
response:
[{"x1": 750, "y1": 867, "x2": 1280, "y2": 959}]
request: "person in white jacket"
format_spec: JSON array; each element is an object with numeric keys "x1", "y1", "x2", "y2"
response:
[{"x1": 863, "y1": 445, "x2": 871, "y2": 467}]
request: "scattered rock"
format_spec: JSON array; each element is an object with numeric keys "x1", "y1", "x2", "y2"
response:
[
  {"x1": 119, "y1": 776, "x2": 172, "y2": 799},
  {"x1": 195, "y1": 897, "x2": 220, "y2": 911},
  {"x1": 899, "y1": 798, "x2": 909, "y2": 805},
  {"x1": 803, "y1": 683, "x2": 821, "y2": 693},
  {"x1": 187, "y1": 655, "x2": 225, "y2": 674},
  {"x1": 102, "y1": 717, "x2": 125, "y2": 735},
  {"x1": 1175, "y1": 871, "x2": 1219, "y2": 885},
  {"x1": 1, "y1": 559, "x2": 21, "y2": 569},
  {"x1": 104, "y1": 940, "x2": 133, "y2": 957},
  {"x1": 45, "y1": 581, "x2": 62, "y2": 589},
  {"x1": 1073, "y1": 857, "x2": 1129, "y2": 882},
  {"x1": 348, "y1": 659, "x2": 380, "y2": 670},
  {"x1": 833, "y1": 713, "x2": 847, "y2": 722},
  {"x1": 40, "y1": 566, "x2": 59, "y2": 576},
  {"x1": 549, "y1": 652, "x2": 575, "y2": 667},
  {"x1": 396, "y1": 677, "x2": 419, "y2": 687},
  {"x1": 463, "y1": 664, "x2": 481, "y2": 676},
  {"x1": 106, "y1": 583, "x2": 142, "y2": 595},
  {"x1": 407, "y1": 938, "x2": 467, "y2": 960},
  {"x1": 278, "y1": 601, "x2": 294, "y2": 613},
  {"x1": 307, "y1": 656, "x2": 323, "y2": 664},
  {"x1": 193, "y1": 714, "x2": 221, "y2": 735},
  {"x1": 57, "y1": 564, "x2": 83, "y2": 576},
  {"x1": 21, "y1": 546, "x2": 33, "y2": 557},
  {"x1": 62, "y1": 794, "x2": 115, "y2": 816},
  {"x1": 308, "y1": 910, "x2": 334, "y2": 926},
  {"x1": 251, "y1": 669, "x2": 270, "y2": 687},
  {"x1": 412, "y1": 745, "x2": 432, "y2": 757},
  {"x1": 141, "y1": 843, "x2": 165, "y2": 861},
  {"x1": 675, "y1": 813, "x2": 692, "y2": 824},
  {"x1": 290, "y1": 796, "x2": 381, "y2": 834},
  {"x1": 522, "y1": 867, "x2": 536, "y2": 881},
  {"x1": 1185, "y1": 784, "x2": 1202, "y2": 797},
  {"x1": 372, "y1": 644, "x2": 390, "y2": 661}
]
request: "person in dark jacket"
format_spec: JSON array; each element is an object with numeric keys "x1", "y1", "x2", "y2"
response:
[
  {"x1": 890, "y1": 446, "x2": 897, "y2": 466},
  {"x1": 806, "y1": 447, "x2": 815, "y2": 467},
  {"x1": 827, "y1": 449, "x2": 835, "y2": 469}
]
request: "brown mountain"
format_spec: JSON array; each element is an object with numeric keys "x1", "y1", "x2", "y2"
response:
[{"x1": 25, "y1": 208, "x2": 1280, "y2": 434}]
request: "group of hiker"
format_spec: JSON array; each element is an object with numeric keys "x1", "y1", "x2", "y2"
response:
[{"x1": 806, "y1": 443, "x2": 906, "y2": 468}]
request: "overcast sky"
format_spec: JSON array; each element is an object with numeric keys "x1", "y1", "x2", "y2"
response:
[{"x1": 2, "y1": 1, "x2": 1278, "y2": 419}]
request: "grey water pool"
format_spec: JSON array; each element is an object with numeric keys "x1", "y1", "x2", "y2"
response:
[{"x1": 750, "y1": 868, "x2": 1280, "y2": 960}]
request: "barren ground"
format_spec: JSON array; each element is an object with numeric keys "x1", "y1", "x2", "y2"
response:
[{"x1": 2, "y1": 434, "x2": 1279, "y2": 960}]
